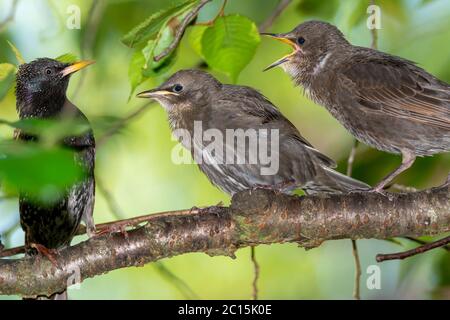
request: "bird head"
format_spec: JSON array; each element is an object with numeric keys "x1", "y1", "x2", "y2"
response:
[
  {"x1": 16, "y1": 58, "x2": 95, "y2": 107},
  {"x1": 261, "y1": 20, "x2": 349, "y2": 77},
  {"x1": 137, "y1": 69, "x2": 222, "y2": 115}
]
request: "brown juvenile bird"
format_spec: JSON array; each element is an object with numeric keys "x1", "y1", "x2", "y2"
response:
[
  {"x1": 137, "y1": 69, "x2": 369, "y2": 195},
  {"x1": 262, "y1": 20, "x2": 450, "y2": 191}
]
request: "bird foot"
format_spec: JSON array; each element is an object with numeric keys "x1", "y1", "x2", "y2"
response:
[
  {"x1": 368, "y1": 188, "x2": 395, "y2": 201},
  {"x1": 86, "y1": 224, "x2": 97, "y2": 239},
  {"x1": 30, "y1": 243, "x2": 60, "y2": 268},
  {"x1": 93, "y1": 224, "x2": 129, "y2": 239},
  {"x1": 189, "y1": 206, "x2": 201, "y2": 214}
]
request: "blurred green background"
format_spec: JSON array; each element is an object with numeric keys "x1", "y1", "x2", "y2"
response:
[{"x1": 0, "y1": 0, "x2": 449, "y2": 299}]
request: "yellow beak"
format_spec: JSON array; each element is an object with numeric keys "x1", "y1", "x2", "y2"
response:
[
  {"x1": 261, "y1": 33, "x2": 299, "y2": 71},
  {"x1": 61, "y1": 60, "x2": 95, "y2": 77},
  {"x1": 136, "y1": 89, "x2": 178, "y2": 98}
]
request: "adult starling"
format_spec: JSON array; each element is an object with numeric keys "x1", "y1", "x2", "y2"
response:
[
  {"x1": 15, "y1": 58, "x2": 96, "y2": 299},
  {"x1": 262, "y1": 20, "x2": 450, "y2": 192},
  {"x1": 137, "y1": 69, "x2": 369, "y2": 195}
]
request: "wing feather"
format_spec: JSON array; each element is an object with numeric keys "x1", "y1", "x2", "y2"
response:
[{"x1": 339, "y1": 53, "x2": 450, "y2": 129}]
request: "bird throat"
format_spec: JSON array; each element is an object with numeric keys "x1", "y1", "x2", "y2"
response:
[{"x1": 16, "y1": 88, "x2": 67, "y2": 119}]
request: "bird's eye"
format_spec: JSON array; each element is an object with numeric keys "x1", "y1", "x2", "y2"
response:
[
  {"x1": 297, "y1": 37, "x2": 305, "y2": 45},
  {"x1": 45, "y1": 68, "x2": 52, "y2": 75},
  {"x1": 173, "y1": 84, "x2": 183, "y2": 93}
]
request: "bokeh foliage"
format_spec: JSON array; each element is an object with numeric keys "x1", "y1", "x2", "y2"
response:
[{"x1": 0, "y1": 0, "x2": 449, "y2": 299}]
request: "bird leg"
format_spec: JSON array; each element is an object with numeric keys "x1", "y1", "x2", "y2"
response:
[
  {"x1": 84, "y1": 215, "x2": 96, "y2": 239},
  {"x1": 93, "y1": 224, "x2": 129, "y2": 239},
  {"x1": 30, "y1": 243, "x2": 60, "y2": 268},
  {"x1": 373, "y1": 151, "x2": 416, "y2": 193}
]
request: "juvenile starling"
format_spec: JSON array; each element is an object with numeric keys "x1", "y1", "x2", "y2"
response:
[
  {"x1": 262, "y1": 20, "x2": 450, "y2": 191},
  {"x1": 15, "y1": 58, "x2": 96, "y2": 299},
  {"x1": 137, "y1": 69, "x2": 369, "y2": 195}
]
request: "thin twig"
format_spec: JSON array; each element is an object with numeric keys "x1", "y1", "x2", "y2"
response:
[
  {"x1": 0, "y1": 0, "x2": 19, "y2": 32},
  {"x1": 377, "y1": 235, "x2": 450, "y2": 262},
  {"x1": 153, "y1": 0, "x2": 212, "y2": 62},
  {"x1": 96, "y1": 176, "x2": 126, "y2": 220},
  {"x1": 259, "y1": 0, "x2": 292, "y2": 32},
  {"x1": 346, "y1": 140, "x2": 359, "y2": 177},
  {"x1": 153, "y1": 262, "x2": 199, "y2": 299},
  {"x1": 404, "y1": 236, "x2": 450, "y2": 251},
  {"x1": 347, "y1": 139, "x2": 361, "y2": 300},
  {"x1": 250, "y1": 246, "x2": 259, "y2": 300},
  {"x1": 96, "y1": 103, "x2": 153, "y2": 146},
  {"x1": 72, "y1": 0, "x2": 107, "y2": 99},
  {"x1": 351, "y1": 240, "x2": 361, "y2": 300}
]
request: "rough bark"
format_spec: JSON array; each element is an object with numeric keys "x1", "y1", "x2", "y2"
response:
[{"x1": 0, "y1": 185, "x2": 449, "y2": 298}]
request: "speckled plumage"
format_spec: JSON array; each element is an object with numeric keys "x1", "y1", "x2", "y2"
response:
[
  {"x1": 138, "y1": 70, "x2": 369, "y2": 195},
  {"x1": 266, "y1": 20, "x2": 450, "y2": 189},
  {"x1": 15, "y1": 58, "x2": 95, "y2": 264}
]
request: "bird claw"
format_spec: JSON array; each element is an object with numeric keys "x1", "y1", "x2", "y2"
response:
[
  {"x1": 86, "y1": 224, "x2": 97, "y2": 239},
  {"x1": 189, "y1": 206, "x2": 200, "y2": 214},
  {"x1": 93, "y1": 224, "x2": 129, "y2": 239},
  {"x1": 30, "y1": 243, "x2": 60, "y2": 268},
  {"x1": 368, "y1": 188, "x2": 395, "y2": 201}
]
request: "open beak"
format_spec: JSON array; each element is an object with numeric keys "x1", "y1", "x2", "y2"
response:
[
  {"x1": 260, "y1": 33, "x2": 300, "y2": 71},
  {"x1": 61, "y1": 60, "x2": 95, "y2": 77},
  {"x1": 136, "y1": 88, "x2": 178, "y2": 99}
]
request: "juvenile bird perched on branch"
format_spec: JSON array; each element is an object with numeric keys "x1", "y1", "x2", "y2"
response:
[
  {"x1": 15, "y1": 58, "x2": 96, "y2": 299},
  {"x1": 137, "y1": 69, "x2": 369, "y2": 195},
  {"x1": 262, "y1": 20, "x2": 450, "y2": 192}
]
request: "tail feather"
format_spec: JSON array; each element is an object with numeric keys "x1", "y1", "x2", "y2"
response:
[{"x1": 306, "y1": 167, "x2": 370, "y2": 195}]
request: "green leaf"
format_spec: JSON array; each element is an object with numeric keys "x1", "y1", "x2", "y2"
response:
[
  {"x1": 121, "y1": 0, "x2": 199, "y2": 48},
  {"x1": 188, "y1": 25, "x2": 208, "y2": 58},
  {"x1": 55, "y1": 53, "x2": 79, "y2": 64},
  {"x1": 198, "y1": 15, "x2": 260, "y2": 82},
  {"x1": 0, "y1": 141, "x2": 84, "y2": 203},
  {"x1": 0, "y1": 63, "x2": 16, "y2": 101},
  {"x1": 124, "y1": 1, "x2": 196, "y2": 96},
  {"x1": 141, "y1": 21, "x2": 178, "y2": 77},
  {"x1": 7, "y1": 41, "x2": 25, "y2": 65},
  {"x1": 128, "y1": 50, "x2": 146, "y2": 99},
  {"x1": 0, "y1": 63, "x2": 15, "y2": 80},
  {"x1": 0, "y1": 118, "x2": 91, "y2": 146}
]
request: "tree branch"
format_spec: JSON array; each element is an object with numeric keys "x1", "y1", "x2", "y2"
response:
[{"x1": 0, "y1": 185, "x2": 449, "y2": 298}]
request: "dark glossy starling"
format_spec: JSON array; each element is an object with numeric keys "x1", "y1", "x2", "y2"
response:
[
  {"x1": 15, "y1": 58, "x2": 96, "y2": 299},
  {"x1": 137, "y1": 69, "x2": 369, "y2": 195},
  {"x1": 262, "y1": 20, "x2": 450, "y2": 192}
]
